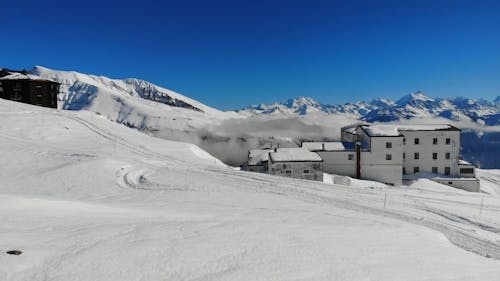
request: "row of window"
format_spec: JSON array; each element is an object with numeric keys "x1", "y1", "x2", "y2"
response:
[
  {"x1": 400, "y1": 138, "x2": 452, "y2": 146},
  {"x1": 284, "y1": 169, "x2": 310, "y2": 175},
  {"x1": 404, "y1": 166, "x2": 451, "y2": 175},
  {"x1": 347, "y1": 152, "x2": 452, "y2": 161},
  {"x1": 403, "y1": 152, "x2": 451, "y2": 160}
]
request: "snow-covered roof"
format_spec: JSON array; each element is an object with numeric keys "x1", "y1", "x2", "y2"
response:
[
  {"x1": 396, "y1": 124, "x2": 459, "y2": 131},
  {"x1": 342, "y1": 123, "x2": 367, "y2": 134},
  {"x1": 247, "y1": 149, "x2": 271, "y2": 165},
  {"x1": 458, "y1": 159, "x2": 473, "y2": 165},
  {"x1": 269, "y1": 148, "x2": 322, "y2": 162},
  {"x1": 360, "y1": 124, "x2": 458, "y2": 137},
  {"x1": 0, "y1": 72, "x2": 57, "y2": 82},
  {"x1": 360, "y1": 125, "x2": 403, "y2": 137},
  {"x1": 302, "y1": 142, "x2": 345, "y2": 151}
]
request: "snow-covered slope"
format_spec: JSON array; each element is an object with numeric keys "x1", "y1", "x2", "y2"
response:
[
  {"x1": 30, "y1": 66, "x2": 239, "y2": 131},
  {"x1": 1, "y1": 99, "x2": 500, "y2": 280}
]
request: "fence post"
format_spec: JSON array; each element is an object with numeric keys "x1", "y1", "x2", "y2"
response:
[
  {"x1": 384, "y1": 194, "x2": 387, "y2": 209},
  {"x1": 479, "y1": 197, "x2": 484, "y2": 217}
]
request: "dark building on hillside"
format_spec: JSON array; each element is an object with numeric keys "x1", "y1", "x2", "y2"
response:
[{"x1": 0, "y1": 69, "x2": 59, "y2": 108}]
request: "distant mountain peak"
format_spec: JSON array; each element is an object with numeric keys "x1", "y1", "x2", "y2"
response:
[{"x1": 395, "y1": 91, "x2": 434, "y2": 106}]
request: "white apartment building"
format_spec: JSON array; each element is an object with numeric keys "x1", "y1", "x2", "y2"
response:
[
  {"x1": 303, "y1": 124, "x2": 479, "y2": 191},
  {"x1": 243, "y1": 123, "x2": 479, "y2": 191}
]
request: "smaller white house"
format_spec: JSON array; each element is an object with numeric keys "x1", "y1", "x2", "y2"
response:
[{"x1": 268, "y1": 148, "x2": 323, "y2": 181}]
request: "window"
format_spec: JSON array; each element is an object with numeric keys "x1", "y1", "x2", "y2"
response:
[
  {"x1": 285, "y1": 170, "x2": 292, "y2": 175},
  {"x1": 433, "y1": 138, "x2": 438, "y2": 145},
  {"x1": 414, "y1": 152, "x2": 419, "y2": 159},
  {"x1": 414, "y1": 167, "x2": 420, "y2": 173},
  {"x1": 445, "y1": 167, "x2": 450, "y2": 175},
  {"x1": 432, "y1": 167, "x2": 438, "y2": 173},
  {"x1": 445, "y1": 152, "x2": 450, "y2": 160},
  {"x1": 0, "y1": 86, "x2": 3, "y2": 93},
  {"x1": 403, "y1": 153, "x2": 405, "y2": 159},
  {"x1": 14, "y1": 82, "x2": 21, "y2": 90},
  {"x1": 460, "y1": 168, "x2": 474, "y2": 174},
  {"x1": 403, "y1": 138, "x2": 406, "y2": 145},
  {"x1": 446, "y1": 138, "x2": 451, "y2": 145},
  {"x1": 386, "y1": 154, "x2": 392, "y2": 160},
  {"x1": 348, "y1": 154, "x2": 354, "y2": 160},
  {"x1": 414, "y1": 138, "x2": 419, "y2": 145},
  {"x1": 10, "y1": 93, "x2": 22, "y2": 101},
  {"x1": 432, "y1": 153, "x2": 437, "y2": 160},
  {"x1": 303, "y1": 169, "x2": 310, "y2": 174},
  {"x1": 282, "y1": 164, "x2": 287, "y2": 169},
  {"x1": 448, "y1": 181, "x2": 453, "y2": 184},
  {"x1": 386, "y1": 142, "x2": 392, "y2": 148},
  {"x1": 403, "y1": 167, "x2": 406, "y2": 174}
]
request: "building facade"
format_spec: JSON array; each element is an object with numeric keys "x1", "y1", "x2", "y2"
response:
[
  {"x1": 304, "y1": 124, "x2": 478, "y2": 190},
  {"x1": 242, "y1": 124, "x2": 478, "y2": 191},
  {"x1": 0, "y1": 69, "x2": 59, "y2": 108},
  {"x1": 267, "y1": 148, "x2": 323, "y2": 181}
]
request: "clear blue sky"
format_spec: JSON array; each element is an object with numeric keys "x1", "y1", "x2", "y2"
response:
[{"x1": 2, "y1": 0, "x2": 499, "y2": 109}]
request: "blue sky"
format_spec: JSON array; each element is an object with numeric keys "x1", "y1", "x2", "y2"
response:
[{"x1": 2, "y1": 0, "x2": 499, "y2": 109}]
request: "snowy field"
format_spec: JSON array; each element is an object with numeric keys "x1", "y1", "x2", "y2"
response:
[{"x1": 1, "y1": 99, "x2": 500, "y2": 280}]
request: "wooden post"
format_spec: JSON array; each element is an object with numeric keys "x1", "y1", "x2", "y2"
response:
[{"x1": 384, "y1": 194, "x2": 387, "y2": 209}]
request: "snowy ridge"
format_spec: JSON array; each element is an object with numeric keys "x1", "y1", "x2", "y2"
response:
[
  {"x1": 29, "y1": 66, "x2": 239, "y2": 132},
  {"x1": 239, "y1": 92, "x2": 500, "y2": 125}
]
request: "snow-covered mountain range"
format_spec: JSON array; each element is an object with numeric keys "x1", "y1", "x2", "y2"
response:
[
  {"x1": 14, "y1": 66, "x2": 500, "y2": 168},
  {"x1": 239, "y1": 92, "x2": 500, "y2": 125}
]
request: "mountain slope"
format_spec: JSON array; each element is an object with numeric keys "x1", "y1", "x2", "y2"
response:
[
  {"x1": 30, "y1": 66, "x2": 239, "y2": 131},
  {"x1": 1, "y1": 99, "x2": 500, "y2": 280}
]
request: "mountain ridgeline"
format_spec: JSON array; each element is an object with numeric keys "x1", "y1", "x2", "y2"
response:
[
  {"x1": 26, "y1": 66, "x2": 500, "y2": 168},
  {"x1": 238, "y1": 92, "x2": 500, "y2": 125}
]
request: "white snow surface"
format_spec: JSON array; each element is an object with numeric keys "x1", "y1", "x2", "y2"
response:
[
  {"x1": 0, "y1": 72, "x2": 55, "y2": 81},
  {"x1": 361, "y1": 124, "x2": 453, "y2": 136},
  {"x1": 302, "y1": 141, "x2": 346, "y2": 151},
  {"x1": 29, "y1": 65, "x2": 239, "y2": 131},
  {"x1": 1, "y1": 99, "x2": 500, "y2": 280},
  {"x1": 269, "y1": 147, "x2": 323, "y2": 162}
]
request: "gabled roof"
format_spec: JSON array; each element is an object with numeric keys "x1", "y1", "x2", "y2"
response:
[
  {"x1": 302, "y1": 142, "x2": 345, "y2": 151},
  {"x1": 269, "y1": 148, "x2": 322, "y2": 162}
]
